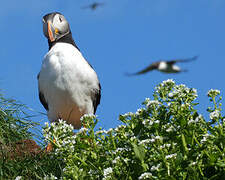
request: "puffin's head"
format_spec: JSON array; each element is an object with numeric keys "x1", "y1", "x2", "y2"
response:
[{"x1": 43, "y1": 12, "x2": 70, "y2": 42}]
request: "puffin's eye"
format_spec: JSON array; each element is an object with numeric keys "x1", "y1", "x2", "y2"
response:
[{"x1": 59, "y1": 16, "x2": 63, "y2": 22}]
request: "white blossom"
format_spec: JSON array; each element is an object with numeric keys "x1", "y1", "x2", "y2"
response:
[
  {"x1": 188, "y1": 115, "x2": 202, "y2": 125},
  {"x1": 95, "y1": 130, "x2": 107, "y2": 134},
  {"x1": 106, "y1": 128, "x2": 113, "y2": 134},
  {"x1": 142, "y1": 119, "x2": 153, "y2": 126},
  {"x1": 162, "y1": 79, "x2": 175, "y2": 86},
  {"x1": 121, "y1": 112, "x2": 134, "y2": 117},
  {"x1": 190, "y1": 161, "x2": 197, "y2": 166},
  {"x1": 139, "y1": 139, "x2": 151, "y2": 145},
  {"x1": 155, "y1": 136, "x2": 162, "y2": 140},
  {"x1": 15, "y1": 176, "x2": 22, "y2": 180},
  {"x1": 207, "y1": 89, "x2": 220, "y2": 97},
  {"x1": 200, "y1": 133, "x2": 210, "y2": 144},
  {"x1": 166, "y1": 126, "x2": 174, "y2": 132},
  {"x1": 150, "y1": 164, "x2": 160, "y2": 171},
  {"x1": 165, "y1": 153, "x2": 177, "y2": 159},
  {"x1": 210, "y1": 110, "x2": 220, "y2": 120},
  {"x1": 192, "y1": 88, "x2": 197, "y2": 94},
  {"x1": 138, "y1": 172, "x2": 152, "y2": 179},
  {"x1": 115, "y1": 125, "x2": 126, "y2": 131},
  {"x1": 160, "y1": 143, "x2": 171, "y2": 149},
  {"x1": 155, "y1": 120, "x2": 160, "y2": 124},
  {"x1": 103, "y1": 167, "x2": 113, "y2": 177},
  {"x1": 78, "y1": 127, "x2": 88, "y2": 133},
  {"x1": 80, "y1": 114, "x2": 96, "y2": 122},
  {"x1": 43, "y1": 174, "x2": 58, "y2": 180},
  {"x1": 115, "y1": 148, "x2": 127, "y2": 153},
  {"x1": 112, "y1": 156, "x2": 120, "y2": 164},
  {"x1": 136, "y1": 108, "x2": 144, "y2": 115},
  {"x1": 146, "y1": 100, "x2": 160, "y2": 107}
]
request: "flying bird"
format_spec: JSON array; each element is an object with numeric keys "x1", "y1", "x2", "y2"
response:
[
  {"x1": 81, "y1": 2, "x2": 105, "y2": 10},
  {"x1": 38, "y1": 12, "x2": 101, "y2": 129},
  {"x1": 126, "y1": 56, "x2": 198, "y2": 76}
]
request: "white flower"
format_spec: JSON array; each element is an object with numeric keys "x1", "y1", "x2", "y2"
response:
[
  {"x1": 160, "y1": 143, "x2": 171, "y2": 149},
  {"x1": 103, "y1": 167, "x2": 113, "y2": 177},
  {"x1": 139, "y1": 139, "x2": 151, "y2": 145},
  {"x1": 95, "y1": 130, "x2": 107, "y2": 134},
  {"x1": 115, "y1": 125, "x2": 126, "y2": 131},
  {"x1": 146, "y1": 100, "x2": 160, "y2": 107},
  {"x1": 121, "y1": 112, "x2": 134, "y2": 117},
  {"x1": 155, "y1": 136, "x2": 162, "y2": 140},
  {"x1": 124, "y1": 158, "x2": 129, "y2": 163},
  {"x1": 207, "y1": 89, "x2": 220, "y2": 97},
  {"x1": 138, "y1": 172, "x2": 152, "y2": 179},
  {"x1": 136, "y1": 108, "x2": 143, "y2": 115},
  {"x1": 190, "y1": 161, "x2": 197, "y2": 166},
  {"x1": 162, "y1": 79, "x2": 175, "y2": 86},
  {"x1": 154, "y1": 120, "x2": 160, "y2": 124},
  {"x1": 43, "y1": 174, "x2": 58, "y2": 180},
  {"x1": 78, "y1": 127, "x2": 88, "y2": 133},
  {"x1": 210, "y1": 110, "x2": 220, "y2": 120},
  {"x1": 15, "y1": 176, "x2": 22, "y2": 180},
  {"x1": 188, "y1": 115, "x2": 202, "y2": 124},
  {"x1": 192, "y1": 88, "x2": 197, "y2": 93},
  {"x1": 165, "y1": 153, "x2": 177, "y2": 159},
  {"x1": 149, "y1": 138, "x2": 155, "y2": 143},
  {"x1": 142, "y1": 119, "x2": 153, "y2": 126},
  {"x1": 166, "y1": 126, "x2": 174, "y2": 132},
  {"x1": 80, "y1": 114, "x2": 96, "y2": 122},
  {"x1": 112, "y1": 156, "x2": 120, "y2": 164},
  {"x1": 106, "y1": 128, "x2": 113, "y2": 134},
  {"x1": 188, "y1": 119, "x2": 195, "y2": 124},
  {"x1": 150, "y1": 164, "x2": 160, "y2": 171},
  {"x1": 200, "y1": 133, "x2": 210, "y2": 144}
]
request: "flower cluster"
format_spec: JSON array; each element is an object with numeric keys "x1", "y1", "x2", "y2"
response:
[
  {"x1": 207, "y1": 89, "x2": 220, "y2": 98},
  {"x1": 138, "y1": 172, "x2": 152, "y2": 179},
  {"x1": 103, "y1": 167, "x2": 113, "y2": 180},
  {"x1": 38, "y1": 80, "x2": 224, "y2": 180},
  {"x1": 209, "y1": 110, "x2": 220, "y2": 120},
  {"x1": 43, "y1": 119, "x2": 76, "y2": 155}
]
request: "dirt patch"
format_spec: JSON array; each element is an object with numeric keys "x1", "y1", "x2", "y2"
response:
[{"x1": 0, "y1": 139, "x2": 42, "y2": 160}]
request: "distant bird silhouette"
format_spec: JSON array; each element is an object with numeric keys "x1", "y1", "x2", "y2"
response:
[
  {"x1": 82, "y1": 2, "x2": 105, "y2": 10},
  {"x1": 126, "y1": 56, "x2": 198, "y2": 76}
]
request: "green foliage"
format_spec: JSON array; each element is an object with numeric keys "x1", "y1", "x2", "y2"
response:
[
  {"x1": 41, "y1": 79, "x2": 225, "y2": 179},
  {"x1": 0, "y1": 92, "x2": 37, "y2": 144},
  {"x1": 2, "y1": 80, "x2": 225, "y2": 179},
  {"x1": 0, "y1": 93, "x2": 64, "y2": 179}
]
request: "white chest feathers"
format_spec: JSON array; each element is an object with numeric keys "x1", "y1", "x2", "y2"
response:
[
  {"x1": 38, "y1": 43, "x2": 100, "y2": 128},
  {"x1": 158, "y1": 61, "x2": 180, "y2": 73}
]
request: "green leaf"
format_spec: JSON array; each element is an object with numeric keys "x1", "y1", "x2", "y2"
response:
[{"x1": 132, "y1": 142, "x2": 145, "y2": 162}]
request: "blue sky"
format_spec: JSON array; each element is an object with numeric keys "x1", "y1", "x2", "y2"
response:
[{"x1": 1, "y1": 0, "x2": 225, "y2": 131}]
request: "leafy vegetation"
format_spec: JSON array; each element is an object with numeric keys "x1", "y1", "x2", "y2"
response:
[{"x1": 1, "y1": 80, "x2": 225, "y2": 179}]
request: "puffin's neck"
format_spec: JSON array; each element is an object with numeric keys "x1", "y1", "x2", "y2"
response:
[{"x1": 48, "y1": 32, "x2": 80, "y2": 51}]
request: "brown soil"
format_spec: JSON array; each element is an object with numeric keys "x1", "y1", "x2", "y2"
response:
[{"x1": 0, "y1": 139, "x2": 42, "y2": 160}]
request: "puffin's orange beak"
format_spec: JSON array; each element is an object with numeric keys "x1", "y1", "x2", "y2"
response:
[{"x1": 47, "y1": 21, "x2": 55, "y2": 42}]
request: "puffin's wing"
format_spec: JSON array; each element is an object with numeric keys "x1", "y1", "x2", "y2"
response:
[
  {"x1": 167, "y1": 55, "x2": 198, "y2": 65},
  {"x1": 91, "y1": 83, "x2": 101, "y2": 114},
  {"x1": 125, "y1": 62, "x2": 159, "y2": 76},
  {"x1": 37, "y1": 73, "x2": 49, "y2": 111}
]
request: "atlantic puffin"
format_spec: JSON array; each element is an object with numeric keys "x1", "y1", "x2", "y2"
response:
[
  {"x1": 38, "y1": 12, "x2": 101, "y2": 129},
  {"x1": 126, "y1": 56, "x2": 198, "y2": 76}
]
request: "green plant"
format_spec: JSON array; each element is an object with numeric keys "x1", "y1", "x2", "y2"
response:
[
  {"x1": 40, "y1": 79, "x2": 225, "y2": 179},
  {"x1": 0, "y1": 93, "x2": 64, "y2": 179}
]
